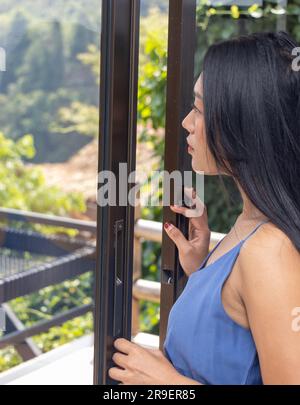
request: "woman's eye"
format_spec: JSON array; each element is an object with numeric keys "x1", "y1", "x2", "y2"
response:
[{"x1": 190, "y1": 102, "x2": 201, "y2": 114}]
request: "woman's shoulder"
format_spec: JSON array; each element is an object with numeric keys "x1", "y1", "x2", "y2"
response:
[
  {"x1": 237, "y1": 222, "x2": 300, "y2": 384},
  {"x1": 238, "y1": 220, "x2": 300, "y2": 282}
]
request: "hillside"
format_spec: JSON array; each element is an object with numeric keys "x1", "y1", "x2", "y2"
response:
[{"x1": 35, "y1": 124, "x2": 163, "y2": 220}]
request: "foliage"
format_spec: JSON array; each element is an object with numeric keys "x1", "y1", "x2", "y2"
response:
[
  {"x1": 16, "y1": 21, "x2": 64, "y2": 93},
  {"x1": 0, "y1": 5, "x2": 98, "y2": 372},
  {"x1": 0, "y1": 132, "x2": 85, "y2": 216},
  {"x1": 77, "y1": 44, "x2": 100, "y2": 84},
  {"x1": 0, "y1": 87, "x2": 91, "y2": 163},
  {"x1": 137, "y1": 8, "x2": 168, "y2": 164},
  {"x1": 139, "y1": 300, "x2": 160, "y2": 335},
  {"x1": 53, "y1": 7, "x2": 168, "y2": 143},
  {"x1": 52, "y1": 101, "x2": 99, "y2": 138},
  {"x1": 9, "y1": 272, "x2": 93, "y2": 352},
  {"x1": 52, "y1": 45, "x2": 100, "y2": 138},
  {"x1": 0, "y1": 6, "x2": 97, "y2": 370},
  {"x1": 0, "y1": 347, "x2": 22, "y2": 373},
  {"x1": 0, "y1": 273, "x2": 93, "y2": 372},
  {"x1": 0, "y1": 267, "x2": 92, "y2": 373},
  {"x1": 0, "y1": 131, "x2": 88, "y2": 371},
  {"x1": 0, "y1": 11, "x2": 99, "y2": 162},
  {"x1": 10, "y1": 273, "x2": 92, "y2": 327}
]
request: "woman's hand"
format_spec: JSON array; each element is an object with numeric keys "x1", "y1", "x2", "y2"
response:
[
  {"x1": 108, "y1": 338, "x2": 201, "y2": 385},
  {"x1": 164, "y1": 187, "x2": 211, "y2": 276}
]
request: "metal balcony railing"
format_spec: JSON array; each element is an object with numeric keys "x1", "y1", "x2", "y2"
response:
[
  {"x1": 0, "y1": 208, "x2": 96, "y2": 361},
  {"x1": 0, "y1": 207, "x2": 225, "y2": 359}
]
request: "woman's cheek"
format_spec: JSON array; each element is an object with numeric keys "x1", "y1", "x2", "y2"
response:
[
  {"x1": 193, "y1": 124, "x2": 216, "y2": 174},
  {"x1": 194, "y1": 124, "x2": 206, "y2": 154}
]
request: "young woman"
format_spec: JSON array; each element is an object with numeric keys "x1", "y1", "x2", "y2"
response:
[{"x1": 109, "y1": 31, "x2": 300, "y2": 385}]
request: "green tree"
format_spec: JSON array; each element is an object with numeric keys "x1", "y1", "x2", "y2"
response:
[
  {"x1": 46, "y1": 21, "x2": 65, "y2": 91},
  {"x1": 0, "y1": 87, "x2": 90, "y2": 162},
  {"x1": 52, "y1": 44, "x2": 100, "y2": 138},
  {"x1": 17, "y1": 21, "x2": 65, "y2": 93},
  {"x1": 0, "y1": 131, "x2": 88, "y2": 372},
  {"x1": 69, "y1": 24, "x2": 96, "y2": 59},
  {"x1": 0, "y1": 131, "x2": 85, "y2": 216}
]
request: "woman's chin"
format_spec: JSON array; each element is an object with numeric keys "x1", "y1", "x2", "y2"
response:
[
  {"x1": 191, "y1": 161, "x2": 215, "y2": 176},
  {"x1": 191, "y1": 160, "x2": 204, "y2": 173}
]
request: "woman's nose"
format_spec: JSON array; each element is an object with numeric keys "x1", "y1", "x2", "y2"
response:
[{"x1": 182, "y1": 112, "x2": 194, "y2": 133}]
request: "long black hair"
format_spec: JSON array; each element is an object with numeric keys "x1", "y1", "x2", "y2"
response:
[{"x1": 202, "y1": 31, "x2": 300, "y2": 252}]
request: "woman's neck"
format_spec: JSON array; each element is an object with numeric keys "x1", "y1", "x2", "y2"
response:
[{"x1": 237, "y1": 183, "x2": 269, "y2": 223}]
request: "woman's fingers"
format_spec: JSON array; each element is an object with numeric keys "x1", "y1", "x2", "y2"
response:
[
  {"x1": 170, "y1": 200, "x2": 205, "y2": 218},
  {"x1": 183, "y1": 186, "x2": 196, "y2": 202},
  {"x1": 108, "y1": 366, "x2": 126, "y2": 382},
  {"x1": 114, "y1": 338, "x2": 135, "y2": 354},
  {"x1": 184, "y1": 187, "x2": 206, "y2": 217},
  {"x1": 112, "y1": 352, "x2": 128, "y2": 369},
  {"x1": 164, "y1": 222, "x2": 190, "y2": 252},
  {"x1": 170, "y1": 204, "x2": 189, "y2": 215}
]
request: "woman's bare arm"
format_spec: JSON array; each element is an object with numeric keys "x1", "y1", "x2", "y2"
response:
[{"x1": 239, "y1": 225, "x2": 300, "y2": 384}]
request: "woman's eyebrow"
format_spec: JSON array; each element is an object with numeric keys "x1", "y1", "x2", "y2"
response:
[{"x1": 193, "y1": 90, "x2": 203, "y2": 100}]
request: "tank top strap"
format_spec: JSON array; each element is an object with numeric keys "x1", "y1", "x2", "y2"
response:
[
  {"x1": 198, "y1": 219, "x2": 270, "y2": 270},
  {"x1": 198, "y1": 235, "x2": 226, "y2": 269},
  {"x1": 240, "y1": 218, "x2": 270, "y2": 244}
]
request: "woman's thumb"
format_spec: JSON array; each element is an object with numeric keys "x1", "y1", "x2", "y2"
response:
[{"x1": 164, "y1": 222, "x2": 190, "y2": 251}]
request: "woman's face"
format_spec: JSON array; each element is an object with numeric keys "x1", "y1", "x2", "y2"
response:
[{"x1": 182, "y1": 73, "x2": 221, "y2": 175}]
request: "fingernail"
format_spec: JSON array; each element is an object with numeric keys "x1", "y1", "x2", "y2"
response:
[{"x1": 164, "y1": 222, "x2": 170, "y2": 229}]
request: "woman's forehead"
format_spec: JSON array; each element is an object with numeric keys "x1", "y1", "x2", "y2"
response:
[
  {"x1": 194, "y1": 74, "x2": 203, "y2": 92},
  {"x1": 194, "y1": 74, "x2": 203, "y2": 99}
]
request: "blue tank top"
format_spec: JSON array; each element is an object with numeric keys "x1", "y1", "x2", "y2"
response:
[{"x1": 163, "y1": 219, "x2": 270, "y2": 385}]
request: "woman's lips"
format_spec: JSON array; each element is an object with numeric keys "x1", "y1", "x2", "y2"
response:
[
  {"x1": 187, "y1": 137, "x2": 194, "y2": 153},
  {"x1": 188, "y1": 145, "x2": 194, "y2": 153}
]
